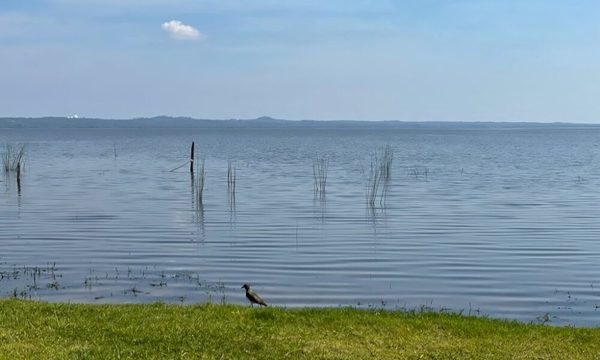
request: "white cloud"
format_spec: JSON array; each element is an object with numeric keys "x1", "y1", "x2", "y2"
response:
[{"x1": 161, "y1": 20, "x2": 203, "y2": 40}]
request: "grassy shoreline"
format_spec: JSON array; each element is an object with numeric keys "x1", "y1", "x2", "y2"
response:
[{"x1": 0, "y1": 299, "x2": 599, "y2": 359}]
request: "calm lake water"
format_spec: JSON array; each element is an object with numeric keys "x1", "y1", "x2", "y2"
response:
[{"x1": 2, "y1": 127, "x2": 600, "y2": 326}]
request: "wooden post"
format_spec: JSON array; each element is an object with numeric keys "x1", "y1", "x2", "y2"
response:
[
  {"x1": 16, "y1": 162, "x2": 21, "y2": 194},
  {"x1": 190, "y1": 142, "x2": 195, "y2": 173}
]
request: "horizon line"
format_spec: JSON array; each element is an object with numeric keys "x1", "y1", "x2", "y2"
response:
[{"x1": 1, "y1": 115, "x2": 598, "y2": 125}]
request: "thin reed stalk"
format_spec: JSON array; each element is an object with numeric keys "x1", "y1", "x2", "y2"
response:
[
  {"x1": 313, "y1": 156, "x2": 328, "y2": 198},
  {"x1": 381, "y1": 144, "x2": 393, "y2": 182},
  {"x1": 227, "y1": 160, "x2": 236, "y2": 206},
  {"x1": 366, "y1": 157, "x2": 382, "y2": 208},
  {"x1": 195, "y1": 158, "x2": 206, "y2": 205}
]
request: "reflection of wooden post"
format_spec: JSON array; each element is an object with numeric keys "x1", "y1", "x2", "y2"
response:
[
  {"x1": 16, "y1": 162, "x2": 21, "y2": 194},
  {"x1": 190, "y1": 142, "x2": 195, "y2": 173}
]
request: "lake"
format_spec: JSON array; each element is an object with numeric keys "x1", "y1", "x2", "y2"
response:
[{"x1": 1, "y1": 127, "x2": 600, "y2": 326}]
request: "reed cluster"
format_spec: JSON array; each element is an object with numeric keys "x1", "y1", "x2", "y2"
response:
[
  {"x1": 312, "y1": 156, "x2": 328, "y2": 197},
  {"x1": 366, "y1": 145, "x2": 393, "y2": 208},
  {"x1": 180, "y1": 145, "x2": 397, "y2": 211},
  {"x1": 2, "y1": 144, "x2": 25, "y2": 173}
]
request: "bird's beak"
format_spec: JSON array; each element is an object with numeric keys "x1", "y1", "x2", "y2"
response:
[{"x1": 241, "y1": 285, "x2": 244, "y2": 289}]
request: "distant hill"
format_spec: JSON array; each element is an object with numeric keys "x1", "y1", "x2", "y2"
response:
[{"x1": 0, "y1": 116, "x2": 598, "y2": 129}]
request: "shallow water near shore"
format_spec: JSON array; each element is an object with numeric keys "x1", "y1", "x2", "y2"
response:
[{"x1": 2, "y1": 127, "x2": 600, "y2": 326}]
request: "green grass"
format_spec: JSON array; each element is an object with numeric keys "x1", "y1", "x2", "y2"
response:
[{"x1": 0, "y1": 300, "x2": 599, "y2": 359}]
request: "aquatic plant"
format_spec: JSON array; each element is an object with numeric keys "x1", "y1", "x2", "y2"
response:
[
  {"x1": 381, "y1": 144, "x2": 393, "y2": 182},
  {"x1": 2, "y1": 144, "x2": 25, "y2": 173},
  {"x1": 313, "y1": 156, "x2": 328, "y2": 197},
  {"x1": 195, "y1": 157, "x2": 206, "y2": 204},
  {"x1": 366, "y1": 145, "x2": 393, "y2": 208},
  {"x1": 227, "y1": 159, "x2": 236, "y2": 205},
  {"x1": 366, "y1": 157, "x2": 383, "y2": 208},
  {"x1": 409, "y1": 166, "x2": 429, "y2": 179}
]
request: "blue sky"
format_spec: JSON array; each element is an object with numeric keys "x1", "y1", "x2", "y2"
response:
[{"x1": 1, "y1": 0, "x2": 600, "y2": 122}]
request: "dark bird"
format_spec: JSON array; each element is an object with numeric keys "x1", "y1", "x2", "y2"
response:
[{"x1": 242, "y1": 283, "x2": 268, "y2": 307}]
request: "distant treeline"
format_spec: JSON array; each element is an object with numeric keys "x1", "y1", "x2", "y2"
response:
[{"x1": 1, "y1": 116, "x2": 598, "y2": 129}]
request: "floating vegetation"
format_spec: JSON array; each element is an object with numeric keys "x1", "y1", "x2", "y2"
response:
[
  {"x1": 46, "y1": 281, "x2": 60, "y2": 290},
  {"x1": 124, "y1": 285, "x2": 148, "y2": 296},
  {"x1": 409, "y1": 166, "x2": 429, "y2": 179},
  {"x1": 1, "y1": 260, "x2": 228, "y2": 302},
  {"x1": 0, "y1": 263, "x2": 60, "y2": 299},
  {"x1": 79, "y1": 267, "x2": 227, "y2": 300},
  {"x1": 313, "y1": 156, "x2": 328, "y2": 198}
]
